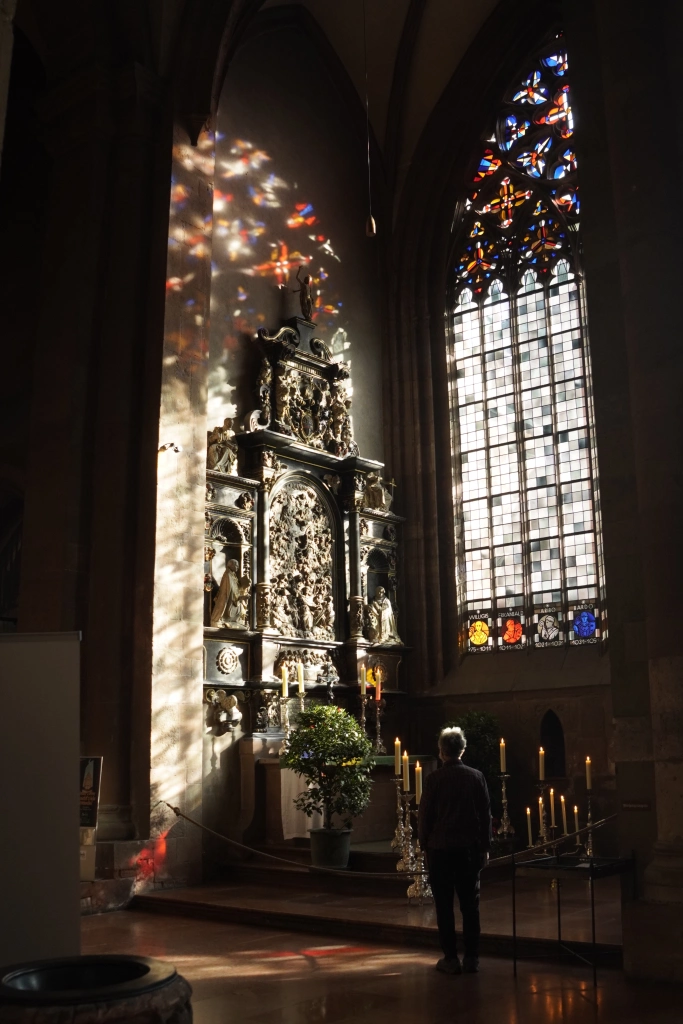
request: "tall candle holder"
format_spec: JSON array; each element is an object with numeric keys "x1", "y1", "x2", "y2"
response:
[
  {"x1": 499, "y1": 773, "x2": 515, "y2": 838},
  {"x1": 297, "y1": 691, "x2": 307, "y2": 716},
  {"x1": 535, "y1": 781, "x2": 549, "y2": 850},
  {"x1": 372, "y1": 697, "x2": 386, "y2": 754},
  {"x1": 580, "y1": 789, "x2": 594, "y2": 860},
  {"x1": 390, "y1": 776, "x2": 405, "y2": 851},
  {"x1": 407, "y1": 834, "x2": 433, "y2": 904},
  {"x1": 358, "y1": 694, "x2": 370, "y2": 736},
  {"x1": 278, "y1": 696, "x2": 292, "y2": 754},
  {"x1": 396, "y1": 790, "x2": 415, "y2": 873}
]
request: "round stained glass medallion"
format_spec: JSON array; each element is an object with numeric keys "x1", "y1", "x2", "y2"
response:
[
  {"x1": 573, "y1": 609, "x2": 596, "y2": 638},
  {"x1": 538, "y1": 613, "x2": 560, "y2": 641},
  {"x1": 468, "y1": 620, "x2": 490, "y2": 646}
]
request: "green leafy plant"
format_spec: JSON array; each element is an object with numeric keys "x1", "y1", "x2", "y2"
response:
[
  {"x1": 442, "y1": 709, "x2": 501, "y2": 789},
  {"x1": 282, "y1": 704, "x2": 374, "y2": 829}
]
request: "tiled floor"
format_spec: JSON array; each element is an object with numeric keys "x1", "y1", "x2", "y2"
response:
[{"x1": 82, "y1": 912, "x2": 680, "y2": 1024}]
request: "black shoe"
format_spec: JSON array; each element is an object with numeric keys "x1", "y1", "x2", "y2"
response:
[
  {"x1": 462, "y1": 956, "x2": 479, "y2": 973},
  {"x1": 436, "y1": 956, "x2": 462, "y2": 975}
]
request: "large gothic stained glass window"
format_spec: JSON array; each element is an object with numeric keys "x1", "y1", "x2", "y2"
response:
[{"x1": 448, "y1": 39, "x2": 606, "y2": 654}]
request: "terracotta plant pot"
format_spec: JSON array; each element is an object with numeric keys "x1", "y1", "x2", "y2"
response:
[
  {"x1": 309, "y1": 827, "x2": 352, "y2": 870},
  {"x1": 0, "y1": 955, "x2": 192, "y2": 1024}
]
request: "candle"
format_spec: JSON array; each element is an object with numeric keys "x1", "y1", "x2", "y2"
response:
[
  {"x1": 402, "y1": 750, "x2": 409, "y2": 791},
  {"x1": 394, "y1": 738, "x2": 401, "y2": 777},
  {"x1": 297, "y1": 661, "x2": 304, "y2": 694},
  {"x1": 415, "y1": 762, "x2": 423, "y2": 805},
  {"x1": 561, "y1": 794, "x2": 568, "y2": 835},
  {"x1": 375, "y1": 676, "x2": 382, "y2": 702},
  {"x1": 550, "y1": 788, "x2": 556, "y2": 828},
  {"x1": 539, "y1": 747, "x2": 545, "y2": 781},
  {"x1": 585, "y1": 756, "x2": 592, "y2": 791},
  {"x1": 499, "y1": 739, "x2": 506, "y2": 773},
  {"x1": 360, "y1": 663, "x2": 366, "y2": 696},
  {"x1": 526, "y1": 807, "x2": 533, "y2": 846},
  {"x1": 281, "y1": 665, "x2": 288, "y2": 698},
  {"x1": 574, "y1": 805, "x2": 579, "y2": 834},
  {"x1": 538, "y1": 795, "x2": 544, "y2": 833}
]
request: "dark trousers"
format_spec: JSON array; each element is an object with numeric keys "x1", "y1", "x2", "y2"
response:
[{"x1": 427, "y1": 845, "x2": 481, "y2": 959}]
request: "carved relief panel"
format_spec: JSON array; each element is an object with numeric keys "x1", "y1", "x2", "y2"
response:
[{"x1": 269, "y1": 479, "x2": 335, "y2": 640}]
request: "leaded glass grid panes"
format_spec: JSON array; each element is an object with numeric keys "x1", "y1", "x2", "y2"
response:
[{"x1": 448, "y1": 37, "x2": 606, "y2": 652}]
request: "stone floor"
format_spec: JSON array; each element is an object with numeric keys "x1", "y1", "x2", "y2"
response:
[
  {"x1": 134, "y1": 872, "x2": 622, "y2": 945},
  {"x1": 82, "y1": 911, "x2": 681, "y2": 1024}
]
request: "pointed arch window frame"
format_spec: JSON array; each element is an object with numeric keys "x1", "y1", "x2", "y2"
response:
[{"x1": 447, "y1": 35, "x2": 607, "y2": 655}]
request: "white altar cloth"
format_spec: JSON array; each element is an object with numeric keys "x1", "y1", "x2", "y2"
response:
[{"x1": 280, "y1": 767, "x2": 324, "y2": 840}]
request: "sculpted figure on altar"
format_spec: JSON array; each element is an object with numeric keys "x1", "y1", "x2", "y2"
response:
[
  {"x1": 365, "y1": 586, "x2": 401, "y2": 645},
  {"x1": 207, "y1": 418, "x2": 238, "y2": 475},
  {"x1": 211, "y1": 558, "x2": 251, "y2": 628}
]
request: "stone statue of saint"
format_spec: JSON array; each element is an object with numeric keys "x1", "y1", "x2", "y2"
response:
[
  {"x1": 293, "y1": 265, "x2": 314, "y2": 321},
  {"x1": 211, "y1": 558, "x2": 250, "y2": 628},
  {"x1": 365, "y1": 586, "x2": 401, "y2": 645},
  {"x1": 207, "y1": 418, "x2": 238, "y2": 475},
  {"x1": 364, "y1": 472, "x2": 392, "y2": 510}
]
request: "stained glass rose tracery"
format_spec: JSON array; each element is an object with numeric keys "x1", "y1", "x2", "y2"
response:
[{"x1": 449, "y1": 37, "x2": 606, "y2": 652}]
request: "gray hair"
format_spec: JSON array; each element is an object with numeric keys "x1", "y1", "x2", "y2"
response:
[{"x1": 439, "y1": 727, "x2": 466, "y2": 759}]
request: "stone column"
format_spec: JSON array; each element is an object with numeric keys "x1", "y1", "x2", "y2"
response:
[
  {"x1": 0, "y1": 0, "x2": 17, "y2": 172},
  {"x1": 146, "y1": 124, "x2": 215, "y2": 886},
  {"x1": 567, "y1": 0, "x2": 683, "y2": 981},
  {"x1": 255, "y1": 484, "x2": 271, "y2": 631},
  {"x1": 348, "y1": 510, "x2": 364, "y2": 639}
]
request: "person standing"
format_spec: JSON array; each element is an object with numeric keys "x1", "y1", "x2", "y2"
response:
[{"x1": 418, "y1": 726, "x2": 492, "y2": 975}]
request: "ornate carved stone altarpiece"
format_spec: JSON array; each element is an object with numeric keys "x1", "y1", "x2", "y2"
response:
[{"x1": 202, "y1": 313, "x2": 405, "y2": 736}]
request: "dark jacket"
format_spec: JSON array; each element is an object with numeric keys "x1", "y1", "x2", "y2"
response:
[{"x1": 418, "y1": 759, "x2": 492, "y2": 852}]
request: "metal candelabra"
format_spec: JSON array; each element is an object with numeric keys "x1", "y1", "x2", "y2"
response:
[
  {"x1": 358, "y1": 694, "x2": 370, "y2": 736},
  {"x1": 390, "y1": 776, "x2": 404, "y2": 851},
  {"x1": 535, "y1": 781, "x2": 550, "y2": 849},
  {"x1": 372, "y1": 697, "x2": 386, "y2": 754},
  {"x1": 393, "y1": 786, "x2": 433, "y2": 903},
  {"x1": 499, "y1": 773, "x2": 515, "y2": 838},
  {"x1": 580, "y1": 789, "x2": 594, "y2": 860},
  {"x1": 278, "y1": 696, "x2": 292, "y2": 754}
]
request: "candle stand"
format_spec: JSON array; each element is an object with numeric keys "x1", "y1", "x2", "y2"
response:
[
  {"x1": 406, "y1": 835, "x2": 433, "y2": 904},
  {"x1": 396, "y1": 790, "x2": 415, "y2": 873},
  {"x1": 358, "y1": 694, "x2": 370, "y2": 735},
  {"x1": 499, "y1": 773, "x2": 515, "y2": 838},
  {"x1": 390, "y1": 776, "x2": 404, "y2": 851},
  {"x1": 278, "y1": 696, "x2": 292, "y2": 754},
  {"x1": 580, "y1": 790, "x2": 595, "y2": 860},
  {"x1": 372, "y1": 697, "x2": 386, "y2": 754},
  {"x1": 297, "y1": 692, "x2": 307, "y2": 716},
  {"x1": 535, "y1": 782, "x2": 549, "y2": 852}
]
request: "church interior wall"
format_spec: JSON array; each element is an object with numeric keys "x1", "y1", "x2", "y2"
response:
[{"x1": 0, "y1": 0, "x2": 682, "y2": 981}]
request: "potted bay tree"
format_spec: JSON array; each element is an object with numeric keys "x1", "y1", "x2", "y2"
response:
[{"x1": 282, "y1": 703, "x2": 374, "y2": 869}]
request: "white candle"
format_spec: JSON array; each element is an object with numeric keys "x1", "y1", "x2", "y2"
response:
[
  {"x1": 297, "y1": 661, "x2": 304, "y2": 694},
  {"x1": 539, "y1": 747, "x2": 545, "y2": 781},
  {"x1": 550, "y1": 788, "x2": 556, "y2": 828},
  {"x1": 526, "y1": 807, "x2": 533, "y2": 847},
  {"x1": 415, "y1": 762, "x2": 423, "y2": 805},
  {"x1": 538, "y1": 795, "x2": 544, "y2": 833},
  {"x1": 500, "y1": 739, "x2": 506, "y2": 773},
  {"x1": 375, "y1": 675, "x2": 382, "y2": 702},
  {"x1": 561, "y1": 794, "x2": 568, "y2": 835},
  {"x1": 574, "y1": 805, "x2": 579, "y2": 834},
  {"x1": 402, "y1": 751, "x2": 409, "y2": 791},
  {"x1": 394, "y1": 738, "x2": 401, "y2": 777},
  {"x1": 360, "y1": 664, "x2": 366, "y2": 696},
  {"x1": 281, "y1": 665, "x2": 288, "y2": 698},
  {"x1": 585, "y1": 756, "x2": 592, "y2": 791}
]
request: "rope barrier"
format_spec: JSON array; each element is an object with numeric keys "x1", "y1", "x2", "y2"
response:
[{"x1": 163, "y1": 802, "x2": 617, "y2": 879}]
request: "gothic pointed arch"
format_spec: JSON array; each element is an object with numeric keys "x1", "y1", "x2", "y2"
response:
[{"x1": 448, "y1": 34, "x2": 606, "y2": 655}]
